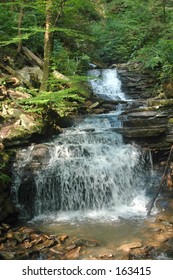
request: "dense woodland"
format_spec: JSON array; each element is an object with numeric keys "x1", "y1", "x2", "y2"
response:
[{"x1": 0, "y1": 1, "x2": 173, "y2": 97}]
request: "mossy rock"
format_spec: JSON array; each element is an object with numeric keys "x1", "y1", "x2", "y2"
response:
[
  {"x1": 168, "y1": 118, "x2": 173, "y2": 124},
  {"x1": 147, "y1": 99, "x2": 173, "y2": 107},
  {"x1": 1, "y1": 123, "x2": 43, "y2": 147}
]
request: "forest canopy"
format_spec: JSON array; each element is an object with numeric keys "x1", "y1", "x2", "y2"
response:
[{"x1": 1, "y1": 0, "x2": 173, "y2": 89}]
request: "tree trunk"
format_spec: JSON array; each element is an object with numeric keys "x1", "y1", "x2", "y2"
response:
[
  {"x1": 162, "y1": 0, "x2": 166, "y2": 23},
  {"x1": 40, "y1": 0, "x2": 53, "y2": 92},
  {"x1": 17, "y1": 6, "x2": 24, "y2": 53}
]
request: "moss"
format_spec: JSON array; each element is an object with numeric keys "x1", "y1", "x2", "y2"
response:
[
  {"x1": 168, "y1": 118, "x2": 173, "y2": 124},
  {"x1": 147, "y1": 99, "x2": 173, "y2": 107}
]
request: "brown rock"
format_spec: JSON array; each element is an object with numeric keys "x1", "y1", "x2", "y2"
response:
[
  {"x1": 65, "y1": 247, "x2": 81, "y2": 260},
  {"x1": 35, "y1": 239, "x2": 55, "y2": 250},
  {"x1": 99, "y1": 253, "x2": 114, "y2": 259},
  {"x1": 50, "y1": 248, "x2": 64, "y2": 255},
  {"x1": 58, "y1": 235, "x2": 69, "y2": 243},
  {"x1": 66, "y1": 244, "x2": 77, "y2": 251},
  {"x1": 154, "y1": 233, "x2": 168, "y2": 243},
  {"x1": 22, "y1": 241, "x2": 33, "y2": 249},
  {"x1": 30, "y1": 233, "x2": 40, "y2": 241},
  {"x1": 19, "y1": 227, "x2": 35, "y2": 235},
  {"x1": 118, "y1": 241, "x2": 142, "y2": 252},
  {"x1": 0, "y1": 251, "x2": 15, "y2": 260}
]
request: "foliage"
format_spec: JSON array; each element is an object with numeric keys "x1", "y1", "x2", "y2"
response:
[
  {"x1": 1, "y1": 0, "x2": 173, "y2": 89},
  {"x1": 19, "y1": 87, "x2": 85, "y2": 116},
  {"x1": 0, "y1": 0, "x2": 96, "y2": 73},
  {"x1": 0, "y1": 0, "x2": 96, "y2": 116},
  {"x1": 92, "y1": 0, "x2": 173, "y2": 82}
]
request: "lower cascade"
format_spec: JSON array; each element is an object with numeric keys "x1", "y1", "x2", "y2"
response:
[{"x1": 11, "y1": 69, "x2": 156, "y2": 222}]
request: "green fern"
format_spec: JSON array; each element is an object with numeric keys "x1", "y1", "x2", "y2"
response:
[{"x1": 19, "y1": 88, "x2": 85, "y2": 116}]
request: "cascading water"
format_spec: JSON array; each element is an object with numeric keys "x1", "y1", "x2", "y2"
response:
[
  {"x1": 88, "y1": 68, "x2": 126, "y2": 100},
  {"x1": 12, "y1": 68, "x2": 155, "y2": 223}
]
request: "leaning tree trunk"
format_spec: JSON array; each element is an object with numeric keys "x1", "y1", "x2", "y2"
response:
[{"x1": 40, "y1": 0, "x2": 53, "y2": 92}]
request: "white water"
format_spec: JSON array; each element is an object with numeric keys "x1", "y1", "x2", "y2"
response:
[
  {"x1": 88, "y1": 68, "x2": 126, "y2": 100},
  {"x1": 12, "y1": 69, "x2": 156, "y2": 224}
]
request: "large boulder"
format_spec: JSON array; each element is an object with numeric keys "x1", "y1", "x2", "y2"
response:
[{"x1": 0, "y1": 115, "x2": 42, "y2": 147}]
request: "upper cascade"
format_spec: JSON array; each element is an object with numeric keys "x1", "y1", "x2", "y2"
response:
[{"x1": 88, "y1": 68, "x2": 126, "y2": 101}]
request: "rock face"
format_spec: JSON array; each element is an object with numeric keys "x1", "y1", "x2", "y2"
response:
[
  {"x1": 115, "y1": 63, "x2": 157, "y2": 99},
  {"x1": 108, "y1": 63, "x2": 173, "y2": 151},
  {"x1": 0, "y1": 176, "x2": 18, "y2": 223},
  {"x1": 109, "y1": 99, "x2": 173, "y2": 154}
]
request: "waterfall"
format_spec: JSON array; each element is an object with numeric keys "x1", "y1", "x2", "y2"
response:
[
  {"x1": 11, "y1": 69, "x2": 155, "y2": 221},
  {"x1": 88, "y1": 68, "x2": 126, "y2": 100}
]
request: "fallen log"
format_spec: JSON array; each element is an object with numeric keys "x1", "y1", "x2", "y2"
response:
[{"x1": 22, "y1": 46, "x2": 43, "y2": 68}]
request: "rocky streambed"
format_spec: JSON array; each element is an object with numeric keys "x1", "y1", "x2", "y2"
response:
[{"x1": 1, "y1": 207, "x2": 173, "y2": 260}]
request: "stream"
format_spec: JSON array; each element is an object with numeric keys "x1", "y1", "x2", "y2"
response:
[{"x1": 11, "y1": 68, "x2": 161, "y2": 259}]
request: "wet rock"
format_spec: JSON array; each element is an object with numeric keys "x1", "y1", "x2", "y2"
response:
[
  {"x1": 156, "y1": 212, "x2": 173, "y2": 224},
  {"x1": 0, "y1": 251, "x2": 15, "y2": 260},
  {"x1": 118, "y1": 126, "x2": 167, "y2": 138},
  {"x1": 30, "y1": 235, "x2": 47, "y2": 245},
  {"x1": 99, "y1": 253, "x2": 114, "y2": 259},
  {"x1": 92, "y1": 108, "x2": 105, "y2": 114},
  {"x1": 30, "y1": 144, "x2": 51, "y2": 165},
  {"x1": 50, "y1": 246, "x2": 64, "y2": 256},
  {"x1": 89, "y1": 102, "x2": 100, "y2": 109},
  {"x1": 156, "y1": 198, "x2": 173, "y2": 211},
  {"x1": 151, "y1": 249, "x2": 170, "y2": 260},
  {"x1": 66, "y1": 244, "x2": 77, "y2": 251},
  {"x1": 19, "y1": 227, "x2": 35, "y2": 235},
  {"x1": 89, "y1": 255, "x2": 98, "y2": 260},
  {"x1": 147, "y1": 99, "x2": 173, "y2": 107},
  {"x1": 22, "y1": 241, "x2": 33, "y2": 249},
  {"x1": 75, "y1": 239, "x2": 100, "y2": 247},
  {"x1": 118, "y1": 241, "x2": 142, "y2": 252},
  {"x1": 13, "y1": 232, "x2": 30, "y2": 243},
  {"x1": 58, "y1": 235, "x2": 69, "y2": 243},
  {"x1": 30, "y1": 233, "x2": 40, "y2": 241},
  {"x1": 65, "y1": 247, "x2": 81, "y2": 260},
  {"x1": 166, "y1": 237, "x2": 173, "y2": 249},
  {"x1": 35, "y1": 239, "x2": 55, "y2": 250},
  {"x1": 101, "y1": 103, "x2": 117, "y2": 111},
  {"x1": 116, "y1": 63, "x2": 157, "y2": 99},
  {"x1": 129, "y1": 246, "x2": 155, "y2": 260},
  {"x1": 6, "y1": 239, "x2": 18, "y2": 248},
  {"x1": 15, "y1": 250, "x2": 33, "y2": 260},
  {"x1": 154, "y1": 233, "x2": 168, "y2": 243},
  {"x1": 123, "y1": 111, "x2": 157, "y2": 118}
]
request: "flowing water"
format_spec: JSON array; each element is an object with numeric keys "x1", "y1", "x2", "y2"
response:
[{"x1": 11, "y1": 68, "x2": 158, "y2": 257}]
